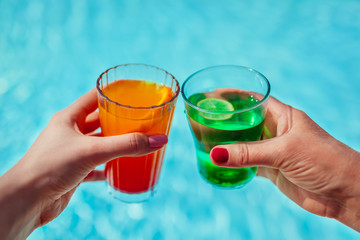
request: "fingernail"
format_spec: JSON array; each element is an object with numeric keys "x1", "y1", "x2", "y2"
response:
[
  {"x1": 211, "y1": 148, "x2": 229, "y2": 164},
  {"x1": 149, "y1": 134, "x2": 168, "y2": 148}
]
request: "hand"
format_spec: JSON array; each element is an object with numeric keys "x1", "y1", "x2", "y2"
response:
[
  {"x1": 210, "y1": 96, "x2": 360, "y2": 232},
  {"x1": 0, "y1": 89, "x2": 168, "y2": 240}
]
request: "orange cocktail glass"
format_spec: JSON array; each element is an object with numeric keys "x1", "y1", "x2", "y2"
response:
[{"x1": 96, "y1": 64, "x2": 180, "y2": 202}]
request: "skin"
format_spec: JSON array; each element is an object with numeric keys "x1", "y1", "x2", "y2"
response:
[
  {"x1": 1, "y1": 89, "x2": 359, "y2": 238},
  {"x1": 0, "y1": 89, "x2": 168, "y2": 240},
  {"x1": 211, "y1": 96, "x2": 360, "y2": 232}
]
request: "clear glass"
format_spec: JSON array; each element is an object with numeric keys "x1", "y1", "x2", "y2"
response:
[
  {"x1": 181, "y1": 65, "x2": 270, "y2": 189},
  {"x1": 97, "y1": 64, "x2": 180, "y2": 202}
]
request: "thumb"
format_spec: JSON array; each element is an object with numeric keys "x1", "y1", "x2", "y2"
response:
[
  {"x1": 86, "y1": 133, "x2": 168, "y2": 166},
  {"x1": 210, "y1": 138, "x2": 283, "y2": 168}
]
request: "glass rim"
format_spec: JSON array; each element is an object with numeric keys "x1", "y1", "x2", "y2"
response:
[
  {"x1": 96, "y1": 63, "x2": 180, "y2": 110},
  {"x1": 181, "y1": 65, "x2": 271, "y2": 114}
]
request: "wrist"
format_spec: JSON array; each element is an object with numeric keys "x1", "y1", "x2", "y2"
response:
[
  {"x1": 334, "y1": 148, "x2": 360, "y2": 232},
  {"x1": 0, "y1": 163, "x2": 42, "y2": 240},
  {"x1": 336, "y1": 197, "x2": 360, "y2": 232}
]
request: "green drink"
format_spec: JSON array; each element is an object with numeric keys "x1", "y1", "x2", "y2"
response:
[
  {"x1": 182, "y1": 65, "x2": 270, "y2": 189},
  {"x1": 187, "y1": 91, "x2": 264, "y2": 187}
]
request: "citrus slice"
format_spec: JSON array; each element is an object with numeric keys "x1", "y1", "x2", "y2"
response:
[
  {"x1": 139, "y1": 85, "x2": 173, "y2": 121},
  {"x1": 157, "y1": 86, "x2": 172, "y2": 106},
  {"x1": 197, "y1": 98, "x2": 234, "y2": 120}
]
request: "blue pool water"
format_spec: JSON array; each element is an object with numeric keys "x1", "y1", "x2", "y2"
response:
[{"x1": 1, "y1": 0, "x2": 360, "y2": 239}]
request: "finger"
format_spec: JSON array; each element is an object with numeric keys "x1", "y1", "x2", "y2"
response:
[
  {"x1": 83, "y1": 170, "x2": 105, "y2": 182},
  {"x1": 266, "y1": 96, "x2": 292, "y2": 123},
  {"x1": 86, "y1": 133, "x2": 168, "y2": 166},
  {"x1": 210, "y1": 90, "x2": 291, "y2": 139},
  {"x1": 260, "y1": 96, "x2": 294, "y2": 139},
  {"x1": 210, "y1": 137, "x2": 285, "y2": 168},
  {"x1": 83, "y1": 111, "x2": 100, "y2": 134},
  {"x1": 68, "y1": 88, "x2": 99, "y2": 118},
  {"x1": 265, "y1": 96, "x2": 294, "y2": 137},
  {"x1": 212, "y1": 90, "x2": 289, "y2": 121}
]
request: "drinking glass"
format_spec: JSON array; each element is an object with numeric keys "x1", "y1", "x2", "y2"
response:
[
  {"x1": 97, "y1": 64, "x2": 180, "y2": 202},
  {"x1": 181, "y1": 65, "x2": 270, "y2": 189}
]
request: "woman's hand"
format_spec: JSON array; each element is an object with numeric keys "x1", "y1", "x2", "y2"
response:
[
  {"x1": 210, "y1": 96, "x2": 360, "y2": 232},
  {"x1": 0, "y1": 89, "x2": 168, "y2": 240}
]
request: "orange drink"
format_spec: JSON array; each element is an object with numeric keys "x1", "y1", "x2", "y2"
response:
[{"x1": 97, "y1": 64, "x2": 179, "y2": 202}]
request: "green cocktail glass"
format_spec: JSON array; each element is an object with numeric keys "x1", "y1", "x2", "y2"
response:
[{"x1": 181, "y1": 65, "x2": 270, "y2": 189}]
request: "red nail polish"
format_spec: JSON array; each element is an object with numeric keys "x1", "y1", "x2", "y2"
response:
[
  {"x1": 211, "y1": 148, "x2": 229, "y2": 164},
  {"x1": 149, "y1": 135, "x2": 168, "y2": 148}
]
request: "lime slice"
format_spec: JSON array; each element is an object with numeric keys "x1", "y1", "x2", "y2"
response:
[{"x1": 197, "y1": 98, "x2": 234, "y2": 120}]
